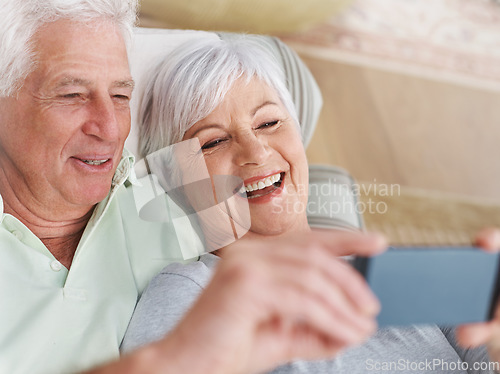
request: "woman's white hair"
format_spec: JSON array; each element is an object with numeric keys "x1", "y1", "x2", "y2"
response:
[
  {"x1": 138, "y1": 35, "x2": 300, "y2": 159},
  {"x1": 0, "y1": 0, "x2": 138, "y2": 98}
]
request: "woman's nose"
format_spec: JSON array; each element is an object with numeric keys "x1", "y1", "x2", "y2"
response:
[{"x1": 234, "y1": 134, "x2": 271, "y2": 166}]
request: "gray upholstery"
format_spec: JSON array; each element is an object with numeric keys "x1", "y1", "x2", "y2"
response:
[{"x1": 308, "y1": 164, "x2": 364, "y2": 230}]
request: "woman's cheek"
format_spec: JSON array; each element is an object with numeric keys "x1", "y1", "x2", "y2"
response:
[{"x1": 205, "y1": 153, "x2": 228, "y2": 177}]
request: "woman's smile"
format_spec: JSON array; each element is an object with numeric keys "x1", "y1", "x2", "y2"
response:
[{"x1": 183, "y1": 76, "x2": 309, "y2": 236}]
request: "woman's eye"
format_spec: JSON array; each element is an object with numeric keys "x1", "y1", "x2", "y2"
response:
[
  {"x1": 201, "y1": 138, "x2": 227, "y2": 150},
  {"x1": 257, "y1": 120, "x2": 280, "y2": 129}
]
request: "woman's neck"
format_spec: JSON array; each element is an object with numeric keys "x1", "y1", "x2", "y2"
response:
[{"x1": 215, "y1": 223, "x2": 311, "y2": 258}]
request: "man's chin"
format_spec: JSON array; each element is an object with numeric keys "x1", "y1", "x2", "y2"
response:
[{"x1": 67, "y1": 182, "x2": 113, "y2": 210}]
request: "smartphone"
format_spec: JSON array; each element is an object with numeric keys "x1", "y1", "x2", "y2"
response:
[{"x1": 353, "y1": 246, "x2": 500, "y2": 326}]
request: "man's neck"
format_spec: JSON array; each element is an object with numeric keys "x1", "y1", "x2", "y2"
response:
[{"x1": 1, "y1": 185, "x2": 94, "y2": 270}]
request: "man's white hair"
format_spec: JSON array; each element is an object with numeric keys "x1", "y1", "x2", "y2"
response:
[
  {"x1": 0, "y1": 0, "x2": 138, "y2": 98},
  {"x1": 138, "y1": 35, "x2": 301, "y2": 159}
]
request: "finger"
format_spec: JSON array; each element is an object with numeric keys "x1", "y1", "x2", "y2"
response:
[
  {"x1": 286, "y1": 327, "x2": 346, "y2": 361},
  {"x1": 274, "y1": 323, "x2": 347, "y2": 361},
  {"x1": 242, "y1": 247, "x2": 378, "y2": 344},
  {"x1": 248, "y1": 320, "x2": 347, "y2": 373},
  {"x1": 475, "y1": 227, "x2": 500, "y2": 252},
  {"x1": 235, "y1": 230, "x2": 387, "y2": 260},
  {"x1": 282, "y1": 323, "x2": 347, "y2": 360},
  {"x1": 269, "y1": 281, "x2": 376, "y2": 346},
  {"x1": 272, "y1": 259, "x2": 378, "y2": 337},
  {"x1": 326, "y1": 259, "x2": 381, "y2": 315},
  {"x1": 220, "y1": 232, "x2": 384, "y2": 337},
  {"x1": 308, "y1": 230, "x2": 388, "y2": 257},
  {"x1": 456, "y1": 322, "x2": 494, "y2": 347},
  {"x1": 261, "y1": 235, "x2": 381, "y2": 314},
  {"x1": 281, "y1": 246, "x2": 380, "y2": 315}
]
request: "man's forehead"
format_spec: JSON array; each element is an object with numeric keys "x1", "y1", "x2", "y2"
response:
[{"x1": 29, "y1": 19, "x2": 134, "y2": 91}]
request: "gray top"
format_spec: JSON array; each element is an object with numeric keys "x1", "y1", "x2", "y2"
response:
[{"x1": 122, "y1": 254, "x2": 495, "y2": 374}]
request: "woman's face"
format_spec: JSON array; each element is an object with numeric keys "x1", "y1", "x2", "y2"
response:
[{"x1": 182, "y1": 77, "x2": 309, "y2": 237}]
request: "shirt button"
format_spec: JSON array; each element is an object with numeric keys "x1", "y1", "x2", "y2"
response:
[
  {"x1": 12, "y1": 230, "x2": 23, "y2": 240},
  {"x1": 50, "y1": 260, "x2": 62, "y2": 272}
]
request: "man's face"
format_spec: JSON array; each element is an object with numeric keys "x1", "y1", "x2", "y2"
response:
[{"x1": 0, "y1": 19, "x2": 133, "y2": 217}]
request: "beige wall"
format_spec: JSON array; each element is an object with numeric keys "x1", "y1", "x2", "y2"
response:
[{"x1": 301, "y1": 54, "x2": 500, "y2": 202}]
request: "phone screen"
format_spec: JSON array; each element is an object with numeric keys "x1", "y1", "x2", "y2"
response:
[{"x1": 353, "y1": 247, "x2": 500, "y2": 326}]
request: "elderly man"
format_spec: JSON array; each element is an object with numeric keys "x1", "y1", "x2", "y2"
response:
[
  {"x1": 0, "y1": 1, "x2": 388, "y2": 373},
  {"x1": 0, "y1": 1, "x2": 498, "y2": 374}
]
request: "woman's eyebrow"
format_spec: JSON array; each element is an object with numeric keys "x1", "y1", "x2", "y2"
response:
[
  {"x1": 252, "y1": 101, "x2": 279, "y2": 116},
  {"x1": 189, "y1": 124, "x2": 224, "y2": 138}
]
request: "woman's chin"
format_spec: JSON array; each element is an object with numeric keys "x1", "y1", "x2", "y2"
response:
[{"x1": 246, "y1": 217, "x2": 309, "y2": 238}]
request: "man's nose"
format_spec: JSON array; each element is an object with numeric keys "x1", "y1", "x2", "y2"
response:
[
  {"x1": 235, "y1": 134, "x2": 271, "y2": 166},
  {"x1": 82, "y1": 94, "x2": 120, "y2": 142}
]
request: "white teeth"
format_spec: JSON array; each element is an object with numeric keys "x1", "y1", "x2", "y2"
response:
[
  {"x1": 83, "y1": 159, "x2": 108, "y2": 166},
  {"x1": 244, "y1": 172, "x2": 282, "y2": 192}
]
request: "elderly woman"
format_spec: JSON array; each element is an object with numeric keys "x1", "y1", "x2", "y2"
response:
[{"x1": 121, "y1": 36, "x2": 495, "y2": 373}]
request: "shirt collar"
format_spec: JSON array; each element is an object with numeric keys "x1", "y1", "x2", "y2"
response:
[
  {"x1": 69, "y1": 148, "x2": 139, "y2": 250},
  {"x1": 113, "y1": 148, "x2": 140, "y2": 188}
]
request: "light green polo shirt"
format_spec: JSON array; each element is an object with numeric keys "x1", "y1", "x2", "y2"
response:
[{"x1": 0, "y1": 150, "x2": 196, "y2": 374}]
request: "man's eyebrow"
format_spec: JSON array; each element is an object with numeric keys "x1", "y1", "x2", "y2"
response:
[
  {"x1": 252, "y1": 101, "x2": 279, "y2": 116},
  {"x1": 54, "y1": 77, "x2": 135, "y2": 90},
  {"x1": 55, "y1": 77, "x2": 92, "y2": 88},
  {"x1": 113, "y1": 79, "x2": 135, "y2": 90}
]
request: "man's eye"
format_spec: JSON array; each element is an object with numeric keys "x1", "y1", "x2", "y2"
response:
[
  {"x1": 113, "y1": 94, "x2": 131, "y2": 101},
  {"x1": 201, "y1": 138, "x2": 227, "y2": 150},
  {"x1": 257, "y1": 120, "x2": 280, "y2": 129},
  {"x1": 62, "y1": 93, "x2": 82, "y2": 98}
]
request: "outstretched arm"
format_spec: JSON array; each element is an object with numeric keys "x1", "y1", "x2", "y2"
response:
[{"x1": 86, "y1": 231, "x2": 386, "y2": 374}]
